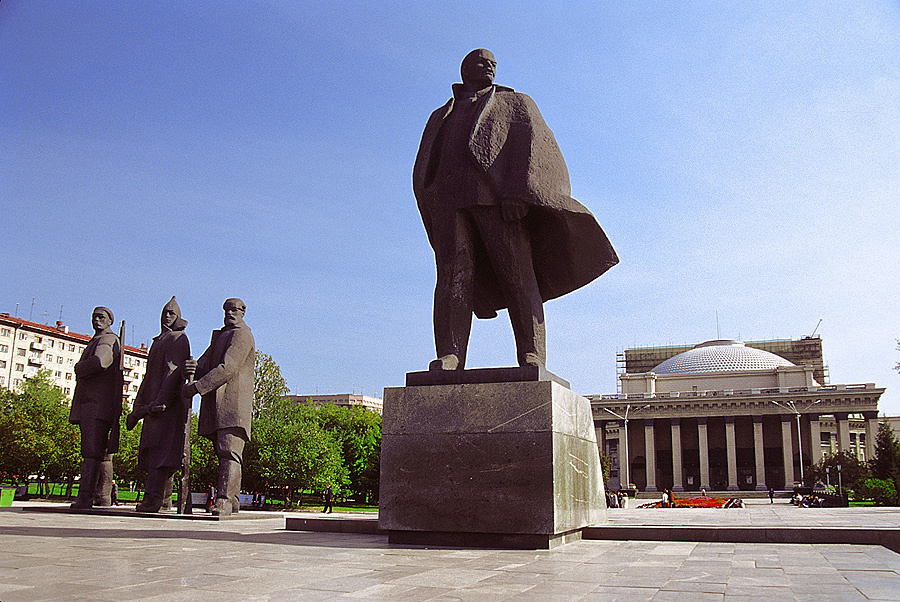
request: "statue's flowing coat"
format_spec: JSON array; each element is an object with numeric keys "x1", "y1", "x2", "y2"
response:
[
  {"x1": 414, "y1": 85, "x2": 618, "y2": 319},
  {"x1": 133, "y1": 329, "x2": 190, "y2": 469}
]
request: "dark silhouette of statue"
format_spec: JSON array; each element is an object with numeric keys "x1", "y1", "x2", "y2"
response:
[
  {"x1": 183, "y1": 298, "x2": 254, "y2": 516},
  {"x1": 69, "y1": 307, "x2": 123, "y2": 509},
  {"x1": 413, "y1": 49, "x2": 618, "y2": 371},
  {"x1": 126, "y1": 297, "x2": 191, "y2": 513}
]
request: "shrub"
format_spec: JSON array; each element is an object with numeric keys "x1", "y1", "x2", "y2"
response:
[{"x1": 858, "y1": 478, "x2": 898, "y2": 506}]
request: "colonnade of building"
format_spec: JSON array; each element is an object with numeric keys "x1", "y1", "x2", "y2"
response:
[{"x1": 595, "y1": 410, "x2": 879, "y2": 492}]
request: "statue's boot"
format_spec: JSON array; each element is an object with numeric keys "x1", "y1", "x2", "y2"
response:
[
  {"x1": 71, "y1": 459, "x2": 99, "y2": 509},
  {"x1": 160, "y1": 474, "x2": 175, "y2": 510},
  {"x1": 92, "y1": 455, "x2": 113, "y2": 507},
  {"x1": 429, "y1": 354, "x2": 459, "y2": 371},
  {"x1": 212, "y1": 459, "x2": 242, "y2": 516},
  {"x1": 136, "y1": 468, "x2": 167, "y2": 513}
]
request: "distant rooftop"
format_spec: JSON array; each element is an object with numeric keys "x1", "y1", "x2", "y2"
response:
[{"x1": 652, "y1": 339, "x2": 795, "y2": 374}]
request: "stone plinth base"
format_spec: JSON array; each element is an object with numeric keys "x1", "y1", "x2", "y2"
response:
[
  {"x1": 387, "y1": 528, "x2": 583, "y2": 549},
  {"x1": 379, "y1": 377, "x2": 606, "y2": 548}
]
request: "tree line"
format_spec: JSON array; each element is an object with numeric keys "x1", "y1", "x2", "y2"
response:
[
  {"x1": 803, "y1": 420, "x2": 900, "y2": 505},
  {"x1": 0, "y1": 353, "x2": 381, "y2": 505}
]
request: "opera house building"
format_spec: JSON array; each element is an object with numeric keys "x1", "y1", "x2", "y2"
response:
[{"x1": 590, "y1": 337, "x2": 884, "y2": 492}]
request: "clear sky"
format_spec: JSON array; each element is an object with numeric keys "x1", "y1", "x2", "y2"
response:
[{"x1": 2, "y1": 1, "x2": 899, "y2": 412}]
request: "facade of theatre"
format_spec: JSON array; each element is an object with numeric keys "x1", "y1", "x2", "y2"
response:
[{"x1": 589, "y1": 337, "x2": 884, "y2": 492}]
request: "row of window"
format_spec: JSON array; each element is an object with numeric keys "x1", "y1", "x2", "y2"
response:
[{"x1": 0, "y1": 329, "x2": 148, "y2": 368}]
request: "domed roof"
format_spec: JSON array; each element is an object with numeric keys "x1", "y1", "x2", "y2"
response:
[{"x1": 652, "y1": 340, "x2": 794, "y2": 374}]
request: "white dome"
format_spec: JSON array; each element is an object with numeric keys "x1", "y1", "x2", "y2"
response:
[{"x1": 652, "y1": 340, "x2": 794, "y2": 374}]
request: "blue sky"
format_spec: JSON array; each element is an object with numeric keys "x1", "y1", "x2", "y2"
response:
[{"x1": 2, "y1": 1, "x2": 899, "y2": 412}]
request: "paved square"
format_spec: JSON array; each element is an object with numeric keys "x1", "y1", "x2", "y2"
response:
[{"x1": 1, "y1": 500, "x2": 899, "y2": 601}]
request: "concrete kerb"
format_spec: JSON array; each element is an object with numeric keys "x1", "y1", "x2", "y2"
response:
[
  {"x1": 582, "y1": 525, "x2": 900, "y2": 554},
  {"x1": 283, "y1": 509, "x2": 900, "y2": 555}
]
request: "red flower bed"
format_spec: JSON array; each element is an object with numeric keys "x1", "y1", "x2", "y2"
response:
[
  {"x1": 674, "y1": 496, "x2": 729, "y2": 508},
  {"x1": 637, "y1": 496, "x2": 730, "y2": 509}
]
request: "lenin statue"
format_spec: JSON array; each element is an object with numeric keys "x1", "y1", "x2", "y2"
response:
[
  {"x1": 126, "y1": 297, "x2": 191, "y2": 513},
  {"x1": 413, "y1": 49, "x2": 618, "y2": 371},
  {"x1": 69, "y1": 307, "x2": 124, "y2": 509},
  {"x1": 183, "y1": 298, "x2": 254, "y2": 516}
]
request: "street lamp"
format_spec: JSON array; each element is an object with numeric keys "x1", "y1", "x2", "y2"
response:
[
  {"x1": 770, "y1": 399, "x2": 822, "y2": 486},
  {"x1": 601, "y1": 404, "x2": 650, "y2": 490}
]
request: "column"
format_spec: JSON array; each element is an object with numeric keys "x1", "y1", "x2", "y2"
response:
[
  {"x1": 698, "y1": 418, "x2": 711, "y2": 491},
  {"x1": 644, "y1": 419, "x2": 657, "y2": 492},
  {"x1": 808, "y1": 413, "x2": 822, "y2": 465},
  {"x1": 753, "y1": 416, "x2": 767, "y2": 490},
  {"x1": 618, "y1": 420, "x2": 628, "y2": 487},
  {"x1": 835, "y1": 412, "x2": 851, "y2": 453},
  {"x1": 781, "y1": 415, "x2": 795, "y2": 489},
  {"x1": 671, "y1": 418, "x2": 684, "y2": 492},
  {"x1": 864, "y1": 411, "x2": 879, "y2": 463},
  {"x1": 725, "y1": 416, "x2": 738, "y2": 491},
  {"x1": 594, "y1": 420, "x2": 606, "y2": 454}
]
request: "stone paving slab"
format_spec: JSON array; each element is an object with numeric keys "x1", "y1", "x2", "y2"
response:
[{"x1": 1, "y1": 500, "x2": 900, "y2": 600}]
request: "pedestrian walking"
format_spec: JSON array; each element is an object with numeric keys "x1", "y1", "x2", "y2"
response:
[{"x1": 323, "y1": 482, "x2": 334, "y2": 514}]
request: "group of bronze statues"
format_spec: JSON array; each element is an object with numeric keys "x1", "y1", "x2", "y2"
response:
[
  {"x1": 68, "y1": 297, "x2": 254, "y2": 517},
  {"x1": 64, "y1": 49, "x2": 616, "y2": 518}
]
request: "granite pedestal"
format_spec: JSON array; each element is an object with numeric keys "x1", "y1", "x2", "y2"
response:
[{"x1": 379, "y1": 370, "x2": 607, "y2": 548}]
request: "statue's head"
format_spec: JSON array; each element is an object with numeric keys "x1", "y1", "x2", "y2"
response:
[
  {"x1": 91, "y1": 306, "x2": 114, "y2": 332},
  {"x1": 461, "y1": 48, "x2": 496, "y2": 89},
  {"x1": 161, "y1": 296, "x2": 187, "y2": 332},
  {"x1": 223, "y1": 298, "x2": 246, "y2": 327}
]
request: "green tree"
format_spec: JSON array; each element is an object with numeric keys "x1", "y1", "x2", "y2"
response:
[
  {"x1": 189, "y1": 413, "x2": 218, "y2": 491},
  {"x1": 0, "y1": 370, "x2": 80, "y2": 495},
  {"x1": 598, "y1": 452, "x2": 611, "y2": 484},
  {"x1": 114, "y1": 414, "x2": 143, "y2": 490},
  {"x1": 244, "y1": 396, "x2": 348, "y2": 505},
  {"x1": 870, "y1": 421, "x2": 900, "y2": 481},
  {"x1": 868, "y1": 421, "x2": 900, "y2": 505},
  {"x1": 305, "y1": 403, "x2": 381, "y2": 502},
  {"x1": 808, "y1": 451, "x2": 867, "y2": 496},
  {"x1": 858, "y1": 478, "x2": 897, "y2": 506},
  {"x1": 254, "y1": 351, "x2": 289, "y2": 420}
]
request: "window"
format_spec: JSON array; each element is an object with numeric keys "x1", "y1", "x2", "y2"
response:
[
  {"x1": 35, "y1": 336, "x2": 42, "y2": 343},
  {"x1": 0, "y1": 328, "x2": 10, "y2": 337},
  {"x1": 16, "y1": 348, "x2": 26, "y2": 357},
  {"x1": 78, "y1": 346, "x2": 84, "y2": 353},
  {"x1": 46, "y1": 354, "x2": 53, "y2": 362},
  {"x1": 0, "y1": 360, "x2": 5, "y2": 369},
  {"x1": 64, "y1": 387, "x2": 70, "y2": 395},
  {"x1": 0, "y1": 376, "x2": 4, "y2": 385},
  {"x1": 55, "y1": 370, "x2": 62, "y2": 377},
  {"x1": 0, "y1": 344, "x2": 8, "y2": 352},
  {"x1": 65, "y1": 373, "x2": 72, "y2": 380},
  {"x1": 19, "y1": 333, "x2": 27, "y2": 340},
  {"x1": 15, "y1": 363, "x2": 24, "y2": 371},
  {"x1": 69, "y1": 344, "x2": 75, "y2": 352},
  {"x1": 57, "y1": 357, "x2": 63, "y2": 364},
  {"x1": 68, "y1": 359, "x2": 74, "y2": 365},
  {"x1": 48, "y1": 340, "x2": 54, "y2": 348}
]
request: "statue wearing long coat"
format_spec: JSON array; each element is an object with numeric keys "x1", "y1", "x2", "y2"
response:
[
  {"x1": 413, "y1": 84, "x2": 618, "y2": 320},
  {"x1": 70, "y1": 327, "x2": 123, "y2": 457},
  {"x1": 194, "y1": 322, "x2": 255, "y2": 442},
  {"x1": 132, "y1": 304, "x2": 191, "y2": 471}
]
